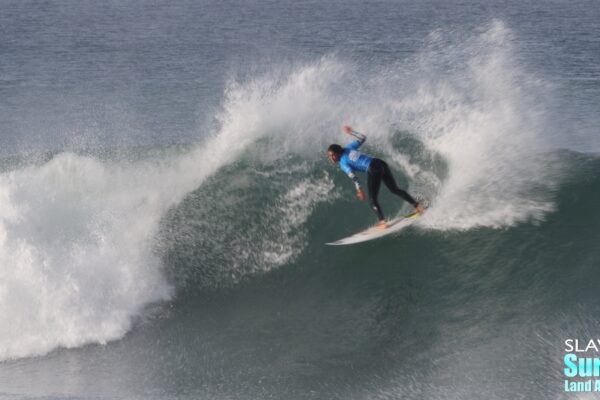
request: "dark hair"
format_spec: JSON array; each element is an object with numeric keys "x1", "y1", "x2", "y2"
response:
[{"x1": 328, "y1": 144, "x2": 343, "y2": 155}]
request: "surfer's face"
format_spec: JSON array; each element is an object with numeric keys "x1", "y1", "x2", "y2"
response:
[{"x1": 328, "y1": 150, "x2": 340, "y2": 164}]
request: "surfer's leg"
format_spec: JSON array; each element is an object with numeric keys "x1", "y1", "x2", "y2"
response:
[
  {"x1": 381, "y1": 161, "x2": 418, "y2": 206},
  {"x1": 367, "y1": 160, "x2": 385, "y2": 221}
]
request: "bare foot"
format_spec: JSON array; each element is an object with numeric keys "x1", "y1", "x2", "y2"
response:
[{"x1": 376, "y1": 220, "x2": 388, "y2": 229}]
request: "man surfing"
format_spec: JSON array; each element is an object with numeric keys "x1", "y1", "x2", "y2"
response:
[{"x1": 327, "y1": 125, "x2": 425, "y2": 227}]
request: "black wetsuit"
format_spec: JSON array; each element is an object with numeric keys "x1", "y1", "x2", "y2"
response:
[{"x1": 367, "y1": 158, "x2": 418, "y2": 221}]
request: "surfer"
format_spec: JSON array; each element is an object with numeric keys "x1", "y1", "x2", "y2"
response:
[{"x1": 327, "y1": 125, "x2": 425, "y2": 227}]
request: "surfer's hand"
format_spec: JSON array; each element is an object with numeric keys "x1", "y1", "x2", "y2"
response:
[
  {"x1": 357, "y1": 189, "x2": 366, "y2": 201},
  {"x1": 343, "y1": 125, "x2": 353, "y2": 134}
]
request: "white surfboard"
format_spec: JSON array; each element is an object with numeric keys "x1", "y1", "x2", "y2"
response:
[{"x1": 326, "y1": 212, "x2": 421, "y2": 246}]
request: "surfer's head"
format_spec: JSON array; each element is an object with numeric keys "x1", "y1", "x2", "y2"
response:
[{"x1": 327, "y1": 144, "x2": 343, "y2": 163}]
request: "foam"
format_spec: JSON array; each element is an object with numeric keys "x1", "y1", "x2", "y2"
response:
[{"x1": 0, "y1": 154, "x2": 172, "y2": 360}]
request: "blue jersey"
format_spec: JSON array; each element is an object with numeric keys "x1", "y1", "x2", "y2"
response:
[{"x1": 339, "y1": 140, "x2": 373, "y2": 177}]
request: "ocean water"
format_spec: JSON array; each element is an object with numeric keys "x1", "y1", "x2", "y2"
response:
[{"x1": 0, "y1": 0, "x2": 599, "y2": 399}]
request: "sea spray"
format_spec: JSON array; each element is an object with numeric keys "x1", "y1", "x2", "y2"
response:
[{"x1": 392, "y1": 21, "x2": 557, "y2": 229}]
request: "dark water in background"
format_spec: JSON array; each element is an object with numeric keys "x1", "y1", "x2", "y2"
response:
[{"x1": 0, "y1": 1, "x2": 599, "y2": 399}]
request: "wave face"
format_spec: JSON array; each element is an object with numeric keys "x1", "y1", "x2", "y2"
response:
[{"x1": 1, "y1": 19, "x2": 595, "y2": 400}]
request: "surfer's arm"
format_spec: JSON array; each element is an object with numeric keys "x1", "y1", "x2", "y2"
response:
[
  {"x1": 348, "y1": 172, "x2": 366, "y2": 201},
  {"x1": 347, "y1": 171, "x2": 361, "y2": 191},
  {"x1": 343, "y1": 125, "x2": 366, "y2": 147},
  {"x1": 340, "y1": 162, "x2": 365, "y2": 200}
]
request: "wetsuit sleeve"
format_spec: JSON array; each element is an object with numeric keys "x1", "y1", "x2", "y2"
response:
[
  {"x1": 346, "y1": 140, "x2": 363, "y2": 150},
  {"x1": 346, "y1": 132, "x2": 366, "y2": 150},
  {"x1": 340, "y1": 160, "x2": 362, "y2": 190}
]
